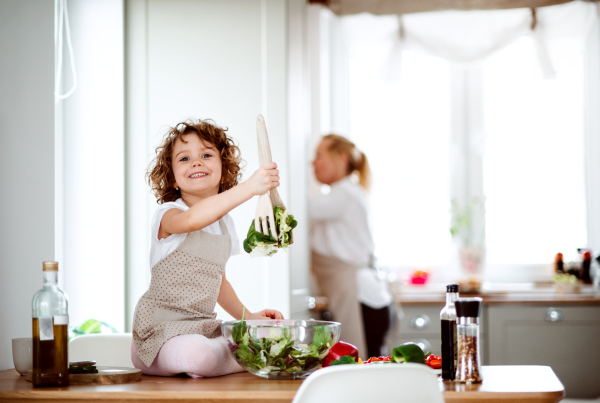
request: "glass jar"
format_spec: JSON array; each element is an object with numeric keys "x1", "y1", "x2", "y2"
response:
[{"x1": 455, "y1": 297, "x2": 482, "y2": 383}]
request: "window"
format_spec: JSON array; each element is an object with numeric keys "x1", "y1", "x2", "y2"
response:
[
  {"x1": 483, "y1": 36, "x2": 587, "y2": 265},
  {"x1": 345, "y1": 33, "x2": 590, "y2": 277},
  {"x1": 349, "y1": 50, "x2": 452, "y2": 267}
]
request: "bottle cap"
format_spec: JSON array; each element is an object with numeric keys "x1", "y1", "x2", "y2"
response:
[
  {"x1": 446, "y1": 284, "x2": 459, "y2": 293},
  {"x1": 455, "y1": 297, "x2": 482, "y2": 318},
  {"x1": 42, "y1": 261, "x2": 59, "y2": 271}
]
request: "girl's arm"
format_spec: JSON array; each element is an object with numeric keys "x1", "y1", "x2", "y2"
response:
[
  {"x1": 217, "y1": 274, "x2": 283, "y2": 320},
  {"x1": 160, "y1": 163, "x2": 279, "y2": 237}
]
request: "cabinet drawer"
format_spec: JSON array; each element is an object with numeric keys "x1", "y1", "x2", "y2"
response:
[
  {"x1": 487, "y1": 305, "x2": 600, "y2": 398},
  {"x1": 399, "y1": 306, "x2": 442, "y2": 334},
  {"x1": 399, "y1": 305, "x2": 487, "y2": 335}
]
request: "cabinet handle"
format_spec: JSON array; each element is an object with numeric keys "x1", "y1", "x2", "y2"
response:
[
  {"x1": 409, "y1": 314, "x2": 431, "y2": 329},
  {"x1": 544, "y1": 307, "x2": 564, "y2": 322}
]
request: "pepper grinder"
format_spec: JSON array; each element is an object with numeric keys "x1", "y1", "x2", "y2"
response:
[{"x1": 455, "y1": 297, "x2": 483, "y2": 383}]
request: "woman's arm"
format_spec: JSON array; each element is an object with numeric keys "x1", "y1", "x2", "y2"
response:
[
  {"x1": 217, "y1": 274, "x2": 283, "y2": 320},
  {"x1": 160, "y1": 163, "x2": 279, "y2": 237}
]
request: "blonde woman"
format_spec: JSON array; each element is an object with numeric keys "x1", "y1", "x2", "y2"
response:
[{"x1": 310, "y1": 134, "x2": 393, "y2": 359}]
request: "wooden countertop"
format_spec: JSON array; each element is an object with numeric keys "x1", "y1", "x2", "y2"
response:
[{"x1": 0, "y1": 365, "x2": 564, "y2": 402}]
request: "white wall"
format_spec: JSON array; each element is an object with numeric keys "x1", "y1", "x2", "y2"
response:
[
  {"x1": 0, "y1": 0, "x2": 55, "y2": 370},
  {"x1": 126, "y1": 0, "x2": 311, "y2": 327}
]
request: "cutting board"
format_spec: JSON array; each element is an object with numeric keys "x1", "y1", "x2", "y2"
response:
[{"x1": 25, "y1": 366, "x2": 141, "y2": 385}]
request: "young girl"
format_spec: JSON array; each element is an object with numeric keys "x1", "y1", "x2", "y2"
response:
[{"x1": 131, "y1": 119, "x2": 284, "y2": 378}]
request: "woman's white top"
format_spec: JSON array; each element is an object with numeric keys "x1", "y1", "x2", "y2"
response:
[
  {"x1": 149, "y1": 198, "x2": 240, "y2": 270},
  {"x1": 309, "y1": 177, "x2": 392, "y2": 308},
  {"x1": 310, "y1": 177, "x2": 375, "y2": 267}
]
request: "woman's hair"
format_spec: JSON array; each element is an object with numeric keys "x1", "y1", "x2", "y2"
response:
[
  {"x1": 323, "y1": 134, "x2": 371, "y2": 191},
  {"x1": 147, "y1": 119, "x2": 244, "y2": 204}
]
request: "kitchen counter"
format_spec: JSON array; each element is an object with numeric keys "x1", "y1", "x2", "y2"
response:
[
  {"x1": 390, "y1": 284, "x2": 600, "y2": 398},
  {"x1": 395, "y1": 283, "x2": 600, "y2": 305},
  {"x1": 0, "y1": 366, "x2": 564, "y2": 402}
]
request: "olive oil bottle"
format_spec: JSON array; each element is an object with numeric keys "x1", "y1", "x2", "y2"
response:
[{"x1": 32, "y1": 261, "x2": 69, "y2": 387}]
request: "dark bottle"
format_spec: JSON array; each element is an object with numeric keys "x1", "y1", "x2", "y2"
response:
[
  {"x1": 581, "y1": 251, "x2": 592, "y2": 284},
  {"x1": 440, "y1": 284, "x2": 459, "y2": 380},
  {"x1": 32, "y1": 261, "x2": 69, "y2": 387}
]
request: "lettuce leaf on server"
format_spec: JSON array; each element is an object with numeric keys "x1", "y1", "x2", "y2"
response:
[{"x1": 243, "y1": 206, "x2": 297, "y2": 257}]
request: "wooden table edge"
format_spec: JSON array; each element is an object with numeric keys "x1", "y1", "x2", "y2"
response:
[
  {"x1": 0, "y1": 390, "x2": 297, "y2": 402},
  {"x1": 443, "y1": 390, "x2": 565, "y2": 403}
]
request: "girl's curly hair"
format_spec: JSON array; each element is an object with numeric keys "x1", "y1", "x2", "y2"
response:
[{"x1": 147, "y1": 119, "x2": 244, "y2": 204}]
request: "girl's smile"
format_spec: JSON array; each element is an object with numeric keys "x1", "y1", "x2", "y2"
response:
[{"x1": 172, "y1": 134, "x2": 222, "y2": 201}]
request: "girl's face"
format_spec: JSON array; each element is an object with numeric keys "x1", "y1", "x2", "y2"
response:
[
  {"x1": 313, "y1": 139, "x2": 347, "y2": 185},
  {"x1": 172, "y1": 134, "x2": 222, "y2": 199}
]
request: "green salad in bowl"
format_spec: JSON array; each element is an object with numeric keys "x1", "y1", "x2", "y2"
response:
[{"x1": 221, "y1": 316, "x2": 341, "y2": 379}]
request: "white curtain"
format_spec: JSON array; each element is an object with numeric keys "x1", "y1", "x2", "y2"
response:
[{"x1": 340, "y1": 0, "x2": 598, "y2": 80}]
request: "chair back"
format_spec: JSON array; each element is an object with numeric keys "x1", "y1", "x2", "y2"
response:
[
  {"x1": 292, "y1": 363, "x2": 444, "y2": 403},
  {"x1": 69, "y1": 333, "x2": 134, "y2": 368}
]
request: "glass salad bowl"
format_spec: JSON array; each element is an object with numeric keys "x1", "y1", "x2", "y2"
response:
[{"x1": 221, "y1": 319, "x2": 341, "y2": 379}]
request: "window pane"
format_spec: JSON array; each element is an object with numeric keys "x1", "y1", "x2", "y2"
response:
[
  {"x1": 483, "y1": 37, "x2": 587, "y2": 264},
  {"x1": 349, "y1": 50, "x2": 452, "y2": 266}
]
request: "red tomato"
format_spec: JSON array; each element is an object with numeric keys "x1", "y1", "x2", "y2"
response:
[{"x1": 429, "y1": 359, "x2": 442, "y2": 369}]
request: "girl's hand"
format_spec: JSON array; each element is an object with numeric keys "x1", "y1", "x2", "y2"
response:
[
  {"x1": 247, "y1": 309, "x2": 285, "y2": 320},
  {"x1": 245, "y1": 162, "x2": 280, "y2": 196}
]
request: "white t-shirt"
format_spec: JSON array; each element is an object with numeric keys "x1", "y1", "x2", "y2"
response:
[{"x1": 149, "y1": 198, "x2": 240, "y2": 270}]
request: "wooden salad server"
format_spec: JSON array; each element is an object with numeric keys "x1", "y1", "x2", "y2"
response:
[{"x1": 254, "y1": 115, "x2": 287, "y2": 240}]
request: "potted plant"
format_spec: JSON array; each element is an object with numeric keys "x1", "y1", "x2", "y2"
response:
[{"x1": 450, "y1": 198, "x2": 486, "y2": 283}]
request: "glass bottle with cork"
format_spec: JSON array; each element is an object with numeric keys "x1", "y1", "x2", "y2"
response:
[
  {"x1": 440, "y1": 284, "x2": 459, "y2": 380},
  {"x1": 31, "y1": 261, "x2": 69, "y2": 386}
]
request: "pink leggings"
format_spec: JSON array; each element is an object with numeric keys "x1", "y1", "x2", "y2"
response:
[{"x1": 131, "y1": 334, "x2": 245, "y2": 378}]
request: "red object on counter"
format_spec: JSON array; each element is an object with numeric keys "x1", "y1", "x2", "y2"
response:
[
  {"x1": 410, "y1": 270, "x2": 429, "y2": 285},
  {"x1": 322, "y1": 341, "x2": 359, "y2": 368},
  {"x1": 426, "y1": 354, "x2": 442, "y2": 369},
  {"x1": 365, "y1": 356, "x2": 392, "y2": 364}
]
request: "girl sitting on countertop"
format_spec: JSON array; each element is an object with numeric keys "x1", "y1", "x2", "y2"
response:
[{"x1": 131, "y1": 119, "x2": 284, "y2": 378}]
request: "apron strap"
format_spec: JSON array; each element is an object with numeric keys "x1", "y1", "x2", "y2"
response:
[{"x1": 218, "y1": 218, "x2": 229, "y2": 236}]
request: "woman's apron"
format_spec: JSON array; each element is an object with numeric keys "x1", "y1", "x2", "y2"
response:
[
  {"x1": 132, "y1": 219, "x2": 231, "y2": 367},
  {"x1": 312, "y1": 251, "x2": 367, "y2": 359}
]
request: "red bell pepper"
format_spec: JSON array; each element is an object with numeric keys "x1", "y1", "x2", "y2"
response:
[{"x1": 322, "y1": 341, "x2": 359, "y2": 367}]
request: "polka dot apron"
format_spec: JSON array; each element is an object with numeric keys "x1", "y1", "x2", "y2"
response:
[{"x1": 132, "y1": 219, "x2": 231, "y2": 367}]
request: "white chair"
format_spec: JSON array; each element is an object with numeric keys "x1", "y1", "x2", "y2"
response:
[
  {"x1": 292, "y1": 363, "x2": 444, "y2": 403},
  {"x1": 68, "y1": 333, "x2": 134, "y2": 368}
]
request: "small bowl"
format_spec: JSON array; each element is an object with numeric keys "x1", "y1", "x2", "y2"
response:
[{"x1": 222, "y1": 319, "x2": 341, "y2": 380}]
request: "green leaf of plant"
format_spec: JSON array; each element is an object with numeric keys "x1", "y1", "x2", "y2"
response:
[{"x1": 78, "y1": 319, "x2": 103, "y2": 334}]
